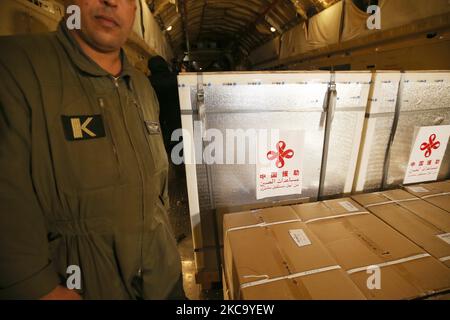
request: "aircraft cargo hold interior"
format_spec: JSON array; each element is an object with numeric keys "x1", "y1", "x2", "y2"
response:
[{"x1": 1, "y1": 0, "x2": 450, "y2": 302}]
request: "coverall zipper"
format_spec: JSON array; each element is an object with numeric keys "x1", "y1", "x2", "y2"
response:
[
  {"x1": 113, "y1": 76, "x2": 145, "y2": 286},
  {"x1": 98, "y1": 97, "x2": 120, "y2": 168}
]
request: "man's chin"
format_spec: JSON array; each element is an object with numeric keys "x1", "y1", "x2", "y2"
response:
[{"x1": 88, "y1": 35, "x2": 123, "y2": 53}]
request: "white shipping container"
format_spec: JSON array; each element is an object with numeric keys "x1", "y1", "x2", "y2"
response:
[
  {"x1": 355, "y1": 71, "x2": 450, "y2": 192},
  {"x1": 178, "y1": 71, "x2": 371, "y2": 262}
]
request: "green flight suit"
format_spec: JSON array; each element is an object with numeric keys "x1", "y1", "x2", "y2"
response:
[{"x1": 0, "y1": 22, "x2": 182, "y2": 300}]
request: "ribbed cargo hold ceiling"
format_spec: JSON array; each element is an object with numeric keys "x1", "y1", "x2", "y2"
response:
[{"x1": 147, "y1": 0, "x2": 341, "y2": 66}]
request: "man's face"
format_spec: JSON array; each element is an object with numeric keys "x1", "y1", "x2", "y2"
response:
[{"x1": 68, "y1": 0, "x2": 136, "y2": 52}]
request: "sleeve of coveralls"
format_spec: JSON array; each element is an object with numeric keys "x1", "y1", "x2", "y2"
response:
[{"x1": 0, "y1": 55, "x2": 60, "y2": 299}]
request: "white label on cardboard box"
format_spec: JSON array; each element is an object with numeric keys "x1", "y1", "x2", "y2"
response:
[
  {"x1": 339, "y1": 201, "x2": 359, "y2": 212},
  {"x1": 407, "y1": 186, "x2": 430, "y2": 193},
  {"x1": 256, "y1": 130, "x2": 304, "y2": 200},
  {"x1": 289, "y1": 229, "x2": 312, "y2": 248},
  {"x1": 437, "y1": 233, "x2": 450, "y2": 245},
  {"x1": 404, "y1": 125, "x2": 450, "y2": 185}
]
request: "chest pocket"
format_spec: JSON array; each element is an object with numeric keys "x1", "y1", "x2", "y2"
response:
[
  {"x1": 132, "y1": 96, "x2": 168, "y2": 173},
  {"x1": 56, "y1": 95, "x2": 123, "y2": 193}
]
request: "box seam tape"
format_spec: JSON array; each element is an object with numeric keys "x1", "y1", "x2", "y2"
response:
[
  {"x1": 304, "y1": 211, "x2": 370, "y2": 224},
  {"x1": 421, "y1": 192, "x2": 450, "y2": 199},
  {"x1": 346, "y1": 253, "x2": 431, "y2": 275},
  {"x1": 240, "y1": 265, "x2": 342, "y2": 290}
]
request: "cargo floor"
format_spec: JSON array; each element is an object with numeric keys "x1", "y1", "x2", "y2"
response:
[
  {"x1": 168, "y1": 162, "x2": 223, "y2": 300},
  {"x1": 178, "y1": 234, "x2": 223, "y2": 300}
]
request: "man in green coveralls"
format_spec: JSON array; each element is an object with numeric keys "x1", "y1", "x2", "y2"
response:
[{"x1": 0, "y1": 0, "x2": 184, "y2": 300}]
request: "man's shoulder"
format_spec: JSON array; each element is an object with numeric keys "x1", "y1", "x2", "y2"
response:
[
  {"x1": 128, "y1": 64, "x2": 157, "y2": 94},
  {"x1": 129, "y1": 66, "x2": 150, "y2": 86},
  {"x1": 125, "y1": 63, "x2": 160, "y2": 114},
  {"x1": 0, "y1": 32, "x2": 57, "y2": 63},
  {"x1": 0, "y1": 32, "x2": 56, "y2": 48}
]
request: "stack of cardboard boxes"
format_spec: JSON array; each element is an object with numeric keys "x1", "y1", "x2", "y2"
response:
[
  {"x1": 352, "y1": 189, "x2": 450, "y2": 268},
  {"x1": 403, "y1": 181, "x2": 450, "y2": 213},
  {"x1": 223, "y1": 206, "x2": 365, "y2": 300},
  {"x1": 223, "y1": 181, "x2": 450, "y2": 300}
]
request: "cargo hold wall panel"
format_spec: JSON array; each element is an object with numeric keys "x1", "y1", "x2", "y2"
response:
[{"x1": 0, "y1": 0, "x2": 64, "y2": 36}]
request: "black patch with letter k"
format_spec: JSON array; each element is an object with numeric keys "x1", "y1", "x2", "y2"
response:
[{"x1": 62, "y1": 115, "x2": 106, "y2": 141}]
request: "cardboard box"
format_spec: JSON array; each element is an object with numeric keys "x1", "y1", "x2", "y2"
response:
[
  {"x1": 424, "y1": 292, "x2": 450, "y2": 300},
  {"x1": 216, "y1": 198, "x2": 310, "y2": 247},
  {"x1": 196, "y1": 200, "x2": 311, "y2": 271},
  {"x1": 292, "y1": 198, "x2": 450, "y2": 300},
  {"x1": 222, "y1": 268, "x2": 230, "y2": 300},
  {"x1": 194, "y1": 200, "x2": 311, "y2": 289},
  {"x1": 403, "y1": 180, "x2": 450, "y2": 213},
  {"x1": 352, "y1": 190, "x2": 450, "y2": 268},
  {"x1": 223, "y1": 206, "x2": 366, "y2": 300}
]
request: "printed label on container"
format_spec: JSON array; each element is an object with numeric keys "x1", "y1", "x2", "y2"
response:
[
  {"x1": 289, "y1": 229, "x2": 312, "y2": 248},
  {"x1": 339, "y1": 201, "x2": 360, "y2": 212},
  {"x1": 404, "y1": 125, "x2": 450, "y2": 184},
  {"x1": 407, "y1": 186, "x2": 430, "y2": 193},
  {"x1": 256, "y1": 130, "x2": 304, "y2": 200}
]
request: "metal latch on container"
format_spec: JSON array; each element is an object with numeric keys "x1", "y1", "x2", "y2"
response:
[
  {"x1": 197, "y1": 73, "x2": 207, "y2": 139},
  {"x1": 320, "y1": 81, "x2": 337, "y2": 128}
]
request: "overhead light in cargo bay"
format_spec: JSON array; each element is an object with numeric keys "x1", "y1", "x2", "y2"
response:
[
  {"x1": 162, "y1": 14, "x2": 181, "y2": 31},
  {"x1": 265, "y1": 14, "x2": 280, "y2": 33}
]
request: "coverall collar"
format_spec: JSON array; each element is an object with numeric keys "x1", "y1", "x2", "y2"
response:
[{"x1": 56, "y1": 21, "x2": 134, "y2": 80}]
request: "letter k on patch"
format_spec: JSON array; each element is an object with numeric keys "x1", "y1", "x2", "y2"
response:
[{"x1": 62, "y1": 115, "x2": 106, "y2": 141}]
